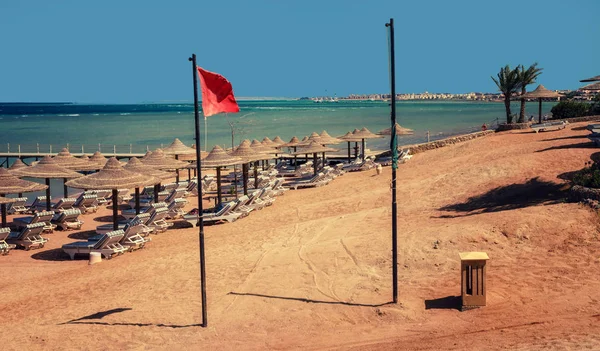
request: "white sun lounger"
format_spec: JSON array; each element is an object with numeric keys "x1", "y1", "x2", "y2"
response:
[
  {"x1": 121, "y1": 201, "x2": 168, "y2": 220},
  {"x1": 183, "y1": 202, "x2": 242, "y2": 226},
  {"x1": 6, "y1": 197, "x2": 28, "y2": 214},
  {"x1": 531, "y1": 121, "x2": 567, "y2": 133},
  {"x1": 284, "y1": 173, "x2": 330, "y2": 190},
  {"x1": 7, "y1": 223, "x2": 48, "y2": 250},
  {"x1": 0, "y1": 227, "x2": 17, "y2": 255},
  {"x1": 146, "y1": 207, "x2": 173, "y2": 233},
  {"x1": 73, "y1": 194, "x2": 99, "y2": 214},
  {"x1": 96, "y1": 212, "x2": 152, "y2": 235},
  {"x1": 13, "y1": 210, "x2": 56, "y2": 232},
  {"x1": 62, "y1": 230, "x2": 127, "y2": 260},
  {"x1": 89, "y1": 219, "x2": 150, "y2": 251},
  {"x1": 52, "y1": 209, "x2": 84, "y2": 231}
]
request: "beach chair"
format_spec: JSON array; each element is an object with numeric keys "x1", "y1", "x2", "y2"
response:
[
  {"x1": 7, "y1": 223, "x2": 48, "y2": 250},
  {"x1": 146, "y1": 207, "x2": 172, "y2": 233},
  {"x1": 62, "y1": 230, "x2": 127, "y2": 260},
  {"x1": 185, "y1": 180, "x2": 198, "y2": 197},
  {"x1": 29, "y1": 196, "x2": 50, "y2": 213},
  {"x1": 230, "y1": 195, "x2": 254, "y2": 217},
  {"x1": 51, "y1": 198, "x2": 77, "y2": 212},
  {"x1": 91, "y1": 189, "x2": 112, "y2": 205},
  {"x1": 121, "y1": 201, "x2": 168, "y2": 220},
  {"x1": 52, "y1": 209, "x2": 84, "y2": 231},
  {"x1": 530, "y1": 120, "x2": 567, "y2": 133},
  {"x1": 167, "y1": 198, "x2": 188, "y2": 219},
  {"x1": 96, "y1": 212, "x2": 152, "y2": 235},
  {"x1": 127, "y1": 190, "x2": 170, "y2": 209},
  {"x1": 90, "y1": 219, "x2": 150, "y2": 251},
  {"x1": 183, "y1": 202, "x2": 242, "y2": 227},
  {"x1": 0, "y1": 227, "x2": 17, "y2": 255},
  {"x1": 284, "y1": 173, "x2": 330, "y2": 190},
  {"x1": 161, "y1": 182, "x2": 178, "y2": 192},
  {"x1": 114, "y1": 189, "x2": 132, "y2": 204},
  {"x1": 6, "y1": 197, "x2": 28, "y2": 214},
  {"x1": 73, "y1": 194, "x2": 99, "y2": 213},
  {"x1": 13, "y1": 210, "x2": 56, "y2": 232}
]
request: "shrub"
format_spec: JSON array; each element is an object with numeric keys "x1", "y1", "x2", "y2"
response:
[
  {"x1": 551, "y1": 101, "x2": 592, "y2": 119},
  {"x1": 573, "y1": 162, "x2": 600, "y2": 188}
]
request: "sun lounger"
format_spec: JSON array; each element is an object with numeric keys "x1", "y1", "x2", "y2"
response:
[
  {"x1": 7, "y1": 223, "x2": 48, "y2": 250},
  {"x1": 90, "y1": 219, "x2": 151, "y2": 251},
  {"x1": 284, "y1": 173, "x2": 330, "y2": 190},
  {"x1": 230, "y1": 195, "x2": 254, "y2": 217},
  {"x1": 13, "y1": 210, "x2": 56, "y2": 232},
  {"x1": 62, "y1": 230, "x2": 127, "y2": 260},
  {"x1": 146, "y1": 207, "x2": 173, "y2": 233},
  {"x1": 121, "y1": 201, "x2": 168, "y2": 220},
  {"x1": 96, "y1": 212, "x2": 152, "y2": 235},
  {"x1": 183, "y1": 202, "x2": 242, "y2": 226},
  {"x1": 29, "y1": 196, "x2": 50, "y2": 213},
  {"x1": 531, "y1": 121, "x2": 567, "y2": 133},
  {"x1": 167, "y1": 198, "x2": 188, "y2": 219},
  {"x1": 586, "y1": 123, "x2": 600, "y2": 131},
  {"x1": 52, "y1": 209, "x2": 84, "y2": 230},
  {"x1": 6, "y1": 197, "x2": 28, "y2": 214},
  {"x1": 73, "y1": 194, "x2": 99, "y2": 213},
  {"x1": 127, "y1": 190, "x2": 170, "y2": 209},
  {"x1": 0, "y1": 227, "x2": 17, "y2": 255}
]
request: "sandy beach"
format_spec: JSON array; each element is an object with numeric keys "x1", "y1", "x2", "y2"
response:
[{"x1": 2, "y1": 122, "x2": 600, "y2": 350}]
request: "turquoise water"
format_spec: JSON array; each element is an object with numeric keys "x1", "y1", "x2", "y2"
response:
[
  {"x1": 0, "y1": 100, "x2": 555, "y2": 154},
  {"x1": 0, "y1": 100, "x2": 555, "y2": 200}
]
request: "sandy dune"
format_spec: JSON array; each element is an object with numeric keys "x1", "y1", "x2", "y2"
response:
[{"x1": 2, "y1": 123, "x2": 600, "y2": 350}]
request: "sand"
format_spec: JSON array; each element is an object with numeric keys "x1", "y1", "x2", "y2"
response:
[{"x1": 2, "y1": 122, "x2": 600, "y2": 350}]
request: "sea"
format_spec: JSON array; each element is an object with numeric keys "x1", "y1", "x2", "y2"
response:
[{"x1": 0, "y1": 99, "x2": 555, "y2": 199}]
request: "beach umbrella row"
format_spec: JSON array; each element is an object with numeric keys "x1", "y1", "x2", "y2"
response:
[{"x1": 0, "y1": 168, "x2": 49, "y2": 227}]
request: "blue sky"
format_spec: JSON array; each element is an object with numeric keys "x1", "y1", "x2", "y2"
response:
[{"x1": 1, "y1": 0, "x2": 598, "y2": 103}]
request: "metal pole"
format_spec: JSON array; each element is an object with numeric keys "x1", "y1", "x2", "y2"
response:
[
  {"x1": 216, "y1": 167, "x2": 222, "y2": 205},
  {"x1": 1, "y1": 204, "x2": 6, "y2": 227},
  {"x1": 386, "y1": 18, "x2": 398, "y2": 304},
  {"x1": 112, "y1": 189, "x2": 119, "y2": 231},
  {"x1": 538, "y1": 98, "x2": 542, "y2": 124},
  {"x1": 135, "y1": 187, "x2": 140, "y2": 215},
  {"x1": 313, "y1": 153, "x2": 317, "y2": 175},
  {"x1": 254, "y1": 161, "x2": 259, "y2": 189},
  {"x1": 242, "y1": 163, "x2": 248, "y2": 195},
  {"x1": 175, "y1": 155, "x2": 180, "y2": 184},
  {"x1": 189, "y1": 53, "x2": 208, "y2": 327},
  {"x1": 347, "y1": 141, "x2": 351, "y2": 163},
  {"x1": 63, "y1": 178, "x2": 68, "y2": 198},
  {"x1": 45, "y1": 178, "x2": 51, "y2": 211}
]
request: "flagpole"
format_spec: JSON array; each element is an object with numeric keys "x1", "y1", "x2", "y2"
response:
[
  {"x1": 204, "y1": 116, "x2": 208, "y2": 152},
  {"x1": 189, "y1": 53, "x2": 208, "y2": 327},
  {"x1": 385, "y1": 18, "x2": 398, "y2": 304}
]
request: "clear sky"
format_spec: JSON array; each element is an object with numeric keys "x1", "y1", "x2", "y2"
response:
[{"x1": 1, "y1": 0, "x2": 598, "y2": 103}]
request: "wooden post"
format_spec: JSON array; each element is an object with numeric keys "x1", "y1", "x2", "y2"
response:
[
  {"x1": 216, "y1": 167, "x2": 222, "y2": 205},
  {"x1": 135, "y1": 187, "x2": 140, "y2": 215},
  {"x1": 112, "y1": 189, "x2": 119, "y2": 231}
]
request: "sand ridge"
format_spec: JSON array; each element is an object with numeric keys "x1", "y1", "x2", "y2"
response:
[{"x1": 1, "y1": 123, "x2": 600, "y2": 350}]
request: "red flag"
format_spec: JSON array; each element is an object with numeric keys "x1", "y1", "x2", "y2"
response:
[{"x1": 196, "y1": 67, "x2": 240, "y2": 118}]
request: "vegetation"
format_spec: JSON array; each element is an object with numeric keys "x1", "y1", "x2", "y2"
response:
[
  {"x1": 573, "y1": 162, "x2": 600, "y2": 188},
  {"x1": 550, "y1": 101, "x2": 593, "y2": 119},
  {"x1": 491, "y1": 63, "x2": 544, "y2": 124},
  {"x1": 491, "y1": 65, "x2": 521, "y2": 124},
  {"x1": 517, "y1": 63, "x2": 543, "y2": 123}
]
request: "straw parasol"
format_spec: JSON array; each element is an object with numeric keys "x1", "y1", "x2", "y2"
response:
[
  {"x1": 280, "y1": 136, "x2": 302, "y2": 169},
  {"x1": 351, "y1": 127, "x2": 383, "y2": 161},
  {"x1": 272, "y1": 136, "x2": 286, "y2": 147},
  {"x1": 580, "y1": 75, "x2": 600, "y2": 83},
  {"x1": 579, "y1": 82, "x2": 600, "y2": 91},
  {"x1": 201, "y1": 145, "x2": 244, "y2": 204},
  {"x1": 0, "y1": 196, "x2": 15, "y2": 228},
  {"x1": 53, "y1": 148, "x2": 100, "y2": 196},
  {"x1": 12, "y1": 156, "x2": 82, "y2": 211},
  {"x1": 0, "y1": 168, "x2": 49, "y2": 227},
  {"x1": 520, "y1": 85, "x2": 561, "y2": 124},
  {"x1": 250, "y1": 139, "x2": 279, "y2": 154},
  {"x1": 66, "y1": 158, "x2": 159, "y2": 230},
  {"x1": 123, "y1": 157, "x2": 173, "y2": 214},
  {"x1": 8, "y1": 158, "x2": 28, "y2": 172},
  {"x1": 318, "y1": 130, "x2": 342, "y2": 145},
  {"x1": 339, "y1": 132, "x2": 364, "y2": 162},
  {"x1": 89, "y1": 151, "x2": 109, "y2": 168},
  {"x1": 292, "y1": 140, "x2": 338, "y2": 175},
  {"x1": 378, "y1": 123, "x2": 414, "y2": 136},
  {"x1": 230, "y1": 140, "x2": 269, "y2": 195},
  {"x1": 261, "y1": 137, "x2": 278, "y2": 147},
  {"x1": 141, "y1": 149, "x2": 188, "y2": 170},
  {"x1": 163, "y1": 138, "x2": 196, "y2": 156}
]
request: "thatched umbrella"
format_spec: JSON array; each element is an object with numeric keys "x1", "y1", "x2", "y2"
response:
[
  {"x1": 353, "y1": 127, "x2": 383, "y2": 161},
  {"x1": 580, "y1": 82, "x2": 600, "y2": 91},
  {"x1": 338, "y1": 132, "x2": 363, "y2": 163},
  {"x1": 162, "y1": 138, "x2": 196, "y2": 183},
  {"x1": 520, "y1": 85, "x2": 561, "y2": 124},
  {"x1": 12, "y1": 156, "x2": 82, "y2": 211},
  {"x1": 272, "y1": 136, "x2": 286, "y2": 147},
  {"x1": 141, "y1": 148, "x2": 189, "y2": 200},
  {"x1": 66, "y1": 158, "x2": 159, "y2": 230},
  {"x1": 202, "y1": 145, "x2": 243, "y2": 205},
  {"x1": 292, "y1": 141, "x2": 338, "y2": 175},
  {"x1": 251, "y1": 139, "x2": 278, "y2": 177},
  {"x1": 123, "y1": 157, "x2": 173, "y2": 214},
  {"x1": 52, "y1": 148, "x2": 99, "y2": 197},
  {"x1": 0, "y1": 196, "x2": 15, "y2": 228},
  {"x1": 261, "y1": 137, "x2": 277, "y2": 147},
  {"x1": 230, "y1": 140, "x2": 268, "y2": 195},
  {"x1": 0, "y1": 169, "x2": 48, "y2": 227},
  {"x1": 89, "y1": 151, "x2": 108, "y2": 168},
  {"x1": 282, "y1": 136, "x2": 302, "y2": 170},
  {"x1": 378, "y1": 123, "x2": 414, "y2": 136},
  {"x1": 316, "y1": 131, "x2": 342, "y2": 167},
  {"x1": 8, "y1": 159, "x2": 27, "y2": 172},
  {"x1": 580, "y1": 75, "x2": 600, "y2": 83}
]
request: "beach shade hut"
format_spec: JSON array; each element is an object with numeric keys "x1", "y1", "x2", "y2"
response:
[
  {"x1": 261, "y1": 137, "x2": 278, "y2": 148},
  {"x1": 230, "y1": 140, "x2": 267, "y2": 195},
  {"x1": 123, "y1": 157, "x2": 173, "y2": 214},
  {"x1": 282, "y1": 136, "x2": 302, "y2": 169},
  {"x1": 338, "y1": 132, "x2": 364, "y2": 163},
  {"x1": 353, "y1": 127, "x2": 383, "y2": 161},
  {"x1": 162, "y1": 138, "x2": 197, "y2": 182},
  {"x1": 377, "y1": 123, "x2": 414, "y2": 136},
  {"x1": 0, "y1": 196, "x2": 15, "y2": 228},
  {"x1": 89, "y1": 151, "x2": 109, "y2": 169},
  {"x1": 201, "y1": 145, "x2": 243, "y2": 205},
  {"x1": 580, "y1": 75, "x2": 600, "y2": 82},
  {"x1": 142, "y1": 151, "x2": 152, "y2": 160},
  {"x1": 0, "y1": 169, "x2": 48, "y2": 227},
  {"x1": 66, "y1": 158, "x2": 159, "y2": 231},
  {"x1": 272, "y1": 136, "x2": 286, "y2": 147},
  {"x1": 292, "y1": 141, "x2": 338, "y2": 175},
  {"x1": 580, "y1": 82, "x2": 600, "y2": 91},
  {"x1": 52, "y1": 148, "x2": 100, "y2": 197},
  {"x1": 12, "y1": 156, "x2": 82, "y2": 211},
  {"x1": 8, "y1": 158, "x2": 27, "y2": 172},
  {"x1": 519, "y1": 85, "x2": 561, "y2": 124},
  {"x1": 141, "y1": 148, "x2": 189, "y2": 200}
]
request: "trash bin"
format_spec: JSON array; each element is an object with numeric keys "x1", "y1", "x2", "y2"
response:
[{"x1": 459, "y1": 252, "x2": 489, "y2": 311}]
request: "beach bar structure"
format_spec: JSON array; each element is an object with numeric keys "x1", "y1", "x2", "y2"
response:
[{"x1": 459, "y1": 252, "x2": 489, "y2": 311}]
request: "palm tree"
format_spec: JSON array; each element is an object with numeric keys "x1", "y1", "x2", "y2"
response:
[
  {"x1": 491, "y1": 65, "x2": 521, "y2": 124},
  {"x1": 517, "y1": 63, "x2": 543, "y2": 123}
]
